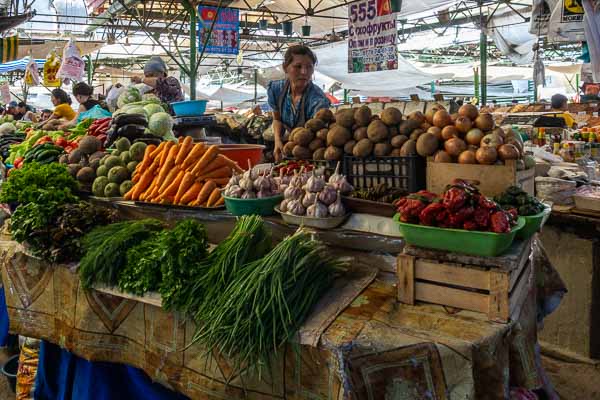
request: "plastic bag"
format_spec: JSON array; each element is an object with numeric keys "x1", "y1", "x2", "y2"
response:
[
  {"x1": 57, "y1": 39, "x2": 85, "y2": 82},
  {"x1": 77, "y1": 104, "x2": 111, "y2": 123},
  {"x1": 24, "y1": 58, "x2": 40, "y2": 86},
  {"x1": 15, "y1": 337, "x2": 40, "y2": 400},
  {"x1": 43, "y1": 50, "x2": 61, "y2": 87},
  {"x1": 106, "y1": 85, "x2": 126, "y2": 112}
]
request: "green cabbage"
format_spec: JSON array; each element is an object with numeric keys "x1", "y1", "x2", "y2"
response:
[
  {"x1": 148, "y1": 112, "x2": 173, "y2": 137},
  {"x1": 143, "y1": 103, "x2": 165, "y2": 117},
  {"x1": 117, "y1": 87, "x2": 142, "y2": 109},
  {"x1": 0, "y1": 122, "x2": 16, "y2": 135}
]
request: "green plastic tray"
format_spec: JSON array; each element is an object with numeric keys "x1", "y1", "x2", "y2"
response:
[
  {"x1": 393, "y1": 214, "x2": 525, "y2": 257},
  {"x1": 517, "y1": 206, "x2": 551, "y2": 240},
  {"x1": 224, "y1": 194, "x2": 283, "y2": 216}
]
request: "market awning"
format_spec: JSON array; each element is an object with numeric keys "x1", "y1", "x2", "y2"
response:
[{"x1": 0, "y1": 57, "x2": 44, "y2": 73}]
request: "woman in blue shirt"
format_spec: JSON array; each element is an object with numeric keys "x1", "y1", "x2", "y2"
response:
[{"x1": 267, "y1": 45, "x2": 330, "y2": 161}]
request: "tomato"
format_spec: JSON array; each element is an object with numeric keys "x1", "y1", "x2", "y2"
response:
[{"x1": 55, "y1": 137, "x2": 68, "y2": 147}]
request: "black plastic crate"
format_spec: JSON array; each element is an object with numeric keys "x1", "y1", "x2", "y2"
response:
[
  {"x1": 282, "y1": 157, "x2": 339, "y2": 179},
  {"x1": 343, "y1": 155, "x2": 426, "y2": 192}
]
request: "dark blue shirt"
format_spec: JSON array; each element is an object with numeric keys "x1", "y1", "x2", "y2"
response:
[{"x1": 267, "y1": 79, "x2": 330, "y2": 129}]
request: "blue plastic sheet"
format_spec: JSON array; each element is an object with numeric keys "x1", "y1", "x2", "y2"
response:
[
  {"x1": 0, "y1": 286, "x2": 9, "y2": 346},
  {"x1": 34, "y1": 341, "x2": 189, "y2": 400}
]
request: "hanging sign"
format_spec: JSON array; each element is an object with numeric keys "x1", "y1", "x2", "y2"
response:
[
  {"x1": 0, "y1": 82, "x2": 10, "y2": 105},
  {"x1": 43, "y1": 51, "x2": 61, "y2": 87},
  {"x1": 348, "y1": 0, "x2": 398, "y2": 73},
  {"x1": 198, "y1": 6, "x2": 239, "y2": 55},
  {"x1": 24, "y1": 58, "x2": 40, "y2": 86}
]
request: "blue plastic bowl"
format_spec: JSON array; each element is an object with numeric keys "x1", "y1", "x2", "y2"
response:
[{"x1": 171, "y1": 100, "x2": 208, "y2": 116}]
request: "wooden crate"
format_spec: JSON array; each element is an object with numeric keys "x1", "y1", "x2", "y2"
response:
[
  {"x1": 426, "y1": 159, "x2": 535, "y2": 197},
  {"x1": 397, "y1": 239, "x2": 532, "y2": 323}
]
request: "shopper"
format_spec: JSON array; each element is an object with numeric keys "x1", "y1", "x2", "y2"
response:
[
  {"x1": 142, "y1": 56, "x2": 184, "y2": 106},
  {"x1": 16, "y1": 102, "x2": 37, "y2": 122},
  {"x1": 3, "y1": 101, "x2": 17, "y2": 119},
  {"x1": 550, "y1": 94, "x2": 576, "y2": 128},
  {"x1": 39, "y1": 109, "x2": 52, "y2": 122},
  {"x1": 268, "y1": 45, "x2": 331, "y2": 161},
  {"x1": 59, "y1": 82, "x2": 104, "y2": 128},
  {"x1": 44, "y1": 89, "x2": 75, "y2": 129}
]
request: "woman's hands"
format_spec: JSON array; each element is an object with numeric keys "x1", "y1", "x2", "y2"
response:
[{"x1": 272, "y1": 115, "x2": 284, "y2": 162}]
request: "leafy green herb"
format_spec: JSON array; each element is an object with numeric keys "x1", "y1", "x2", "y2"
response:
[
  {"x1": 79, "y1": 219, "x2": 164, "y2": 288},
  {"x1": 190, "y1": 230, "x2": 342, "y2": 375},
  {"x1": 494, "y1": 186, "x2": 545, "y2": 216},
  {"x1": 0, "y1": 162, "x2": 78, "y2": 205}
]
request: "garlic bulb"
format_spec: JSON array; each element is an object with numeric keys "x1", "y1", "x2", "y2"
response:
[
  {"x1": 257, "y1": 188, "x2": 273, "y2": 198},
  {"x1": 241, "y1": 191, "x2": 256, "y2": 199},
  {"x1": 228, "y1": 173, "x2": 240, "y2": 187},
  {"x1": 254, "y1": 174, "x2": 271, "y2": 192},
  {"x1": 305, "y1": 171, "x2": 326, "y2": 193},
  {"x1": 239, "y1": 176, "x2": 254, "y2": 192},
  {"x1": 302, "y1": 191, "x2": 317, "y2": 208},
  {"x1": 328, "y1": 161, "x2": 343, "y2": 185},
  {"x1": 247, "y1": 161, "x2": 259, "y2": 180},
  {"x1": 318, "y1": 185, "x2": 337, "y2": 206},
  {"x1": 225, "y1": 185, "x2": 244, "y2": 198},
  {"x1": 284, "y1": 185, "x2": 304, "y2": 200},
  {"x1": 328, "y1": 191, "x2": 346, "y2": 217},
  {"x1": 290, "y1": 172, "x2": 303, "y2": 188},
  {"x1": 307, "y1": 197, "x2": 328, "y2": 218},
  {"x1": 279, "y1": 198, "x2": 290, "y2": 213},
  {"x1": 287, "y1": 199, "x2": 306, "y2": 216},
  {"x1": 332, "y1": 177, "x2": 354, "y2": 195}
]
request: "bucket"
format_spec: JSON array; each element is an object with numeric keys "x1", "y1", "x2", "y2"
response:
[
  {"x1": 218, "y1": 144, "x2": 265, "y2": 170},
  {"x1": 1, "y1": 354, "x2": 18, "y2": 392},
  {"x1": 171, "y1": 100, "x2": 208, "y2": 117}
]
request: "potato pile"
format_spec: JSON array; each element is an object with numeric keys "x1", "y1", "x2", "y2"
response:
[{"x1": 283, "y1": 106, "x2": 421, "y2": 161}]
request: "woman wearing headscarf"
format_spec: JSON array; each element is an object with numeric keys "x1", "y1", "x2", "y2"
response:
[
  {"x1": 142, "y1": 56, "x2": 184, "y2": 106},
  {"x1": 267, "y1": 45, "x2": 330, "y2": 162}
]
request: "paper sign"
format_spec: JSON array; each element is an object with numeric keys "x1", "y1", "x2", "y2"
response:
[
  {"x1": 0, "y1": 82, "x2": 10, "y2": 104},
  {"x1": 198, "y1": 6, "x2": 239, "y2": 55},
  {"x1": 348, "y1": 0, "x2": 397, "y2": 73}
]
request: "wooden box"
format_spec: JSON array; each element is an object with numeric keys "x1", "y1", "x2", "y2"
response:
[
  {"x1": 397, "y1": 239, "x2": 532, "y2": 323},
  {"x1": 426, "y1": 159, "x2": 535, "y2": 197}
]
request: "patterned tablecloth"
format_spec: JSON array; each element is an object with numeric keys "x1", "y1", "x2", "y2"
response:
[{"x1": 0, "y1": 238, "x2": 542, "y2": 400}]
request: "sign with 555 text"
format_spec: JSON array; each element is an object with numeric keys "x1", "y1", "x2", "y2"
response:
[
  {"x1": 348, "y1": 0, "x2": 397, "y2": 73},
  {"x1": 198, "y1": 6, "x2": 239, "y2": 55}
]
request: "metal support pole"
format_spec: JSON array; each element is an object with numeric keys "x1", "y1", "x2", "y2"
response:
[
  {"x1": 576, "y1": 73, "x2": 580, "y2": 102},
  {"x1": 479, "y1": 12, "x2": 487, "y2": 106},
  {"x1": 344, "y1": 89, "x2": 349, "y2": 104},
  {"x1": 474, "y1": 67, "x2": 479, "y2": 102},
  {"x1": 254, "y1": 69, "x2": 258, "y2": 104},
  {"x1": 87, "y1": 55, "x2": 93, "y2": 85},
  {"x1": 533, "y1": 79, "x2": 537, "y2": 103},
  {"x1": 184, "y1": 1, "x2": 198, "y2": 100}
]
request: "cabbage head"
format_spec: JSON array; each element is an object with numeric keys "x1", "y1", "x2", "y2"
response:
[
  {"x1": 117, "y1": 86, "x2": 142, "y2": 109},
  {"x1": 148, "y1": 112, "x2": 174, "y2": 137},
  {"x1": 0, "y1": 122, "x2": 16, "y2": 136},
  {"x1": 143, "y1": 103, "x2": 165, "y2": 117}
]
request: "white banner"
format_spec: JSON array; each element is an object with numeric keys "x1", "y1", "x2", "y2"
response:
[{"x1": 348, "y1": 0, "x2": 398, "y2": 73}]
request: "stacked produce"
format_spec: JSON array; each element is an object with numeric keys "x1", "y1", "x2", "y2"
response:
[
  {"x1": 106, "y1": 100, "x2": 175, "y2": 146},
  {"x1": 279, "y1": 165, "x2": 352, "y2": 218},
  {"x1": 8, "y1": 129, "x2": 69, "y2": 164},
  {"x1": 395, "y1": 179, "x2": 518, "y2": 233},
  {"x1": 1, "y1": 162, "x2": 116, "y2": 263},
  {"x1": 351, "y1": 183, "x2": 406, "y2": 203},
  {"x1": 83, "y1": 117, "x2": 111, "y2": 143},
  {"x1": 494, "y1": 186, "x2": 546, "y2": 216},
  {"x1": 66, "y1": 119, "x2": 94, "y2": 141},
  {"x1": 0, "y1": 126, "x2": 25, "y2": 163},
  {"x1": 20, "y1": 143, "x2": 65, "y2": 167},
  {"x1": 273, "y1": 159, "x2": 314, "y2": 176},
  {"x1": 223, "y1": 165, "x2": 280, "y2": 199},
  {"x1": 56, "y1": 135, "x2": 109, "y2": 190},
  {"x1": 124, "y1": 137, "x2": 242, "y2": 207}
]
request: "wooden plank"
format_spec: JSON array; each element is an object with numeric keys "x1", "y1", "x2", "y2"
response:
[
  {"x1": 404, "y1": 238, "x2": 531, "y2": 271},
  {"x1": 94, "y1": 285, "x2": 163, "y2": 308},
  {"x1": 509, "y1": 262, "x2": 532, "y2": 321},
  {"x1": 415, "y1": 282, "x2": 488, "y2": 313},
  {"x1": 397, "y1": 255, "x2": 415, "y2": 304},
  {"x1": 414, "y1": 259, "x2": 490, "y2": 290},
  {"x1": 509, "y1": 251, "x2": 530, "y2": 292},
  {"x1": 488, "y1": 271, "x2": 510, "y2": 323}
]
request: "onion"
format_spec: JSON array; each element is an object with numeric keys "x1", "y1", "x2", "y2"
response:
[
  {"x1": 432, "y1": 110, "x2": 452, "y2": 128},
  {"x1": 458, "y1": 150, "x2": 477, "y2": 164},
  {"x1": 458, "y1": 104, "x2": 479, "y2": 120},
  {"x1": 427, "y1": 126, "x2": 442, "y2": 141},
  {"x1": 444, "y1": 137, "x2": 467, "y2": 157},
  {"x1": 475, "y1": 146, "x2": 498, "y2": 165},
  {"x1": 465, "y1": 128, "x2": 484, "y2": 146},
  {"x1": 498, "y1": 144, "x2": 520, "y2": 160},
  {"x1": 480, "y1": 133, "x2": 504, "y2": 149},
  {"x1": 441, "y1": 126, "x2": 459, "y2": 140},
  {"x1": 433, "y1": 150, "x2": 452, "y2": 163},
  {"x1": 454, "y1": 116, "x2": 473, "y2": 134}
]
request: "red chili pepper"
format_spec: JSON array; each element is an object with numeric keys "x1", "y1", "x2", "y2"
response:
[
  {"x1": 490, "y1": 211, "x2": 510, "y2": 233},
  {"x1": 419, "y1": 202, "x2": 446, "y2": 226}
]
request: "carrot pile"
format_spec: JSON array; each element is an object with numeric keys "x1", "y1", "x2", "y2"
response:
[{"x1": 124, "y1": 137, "x2": 243, "y2": 207}]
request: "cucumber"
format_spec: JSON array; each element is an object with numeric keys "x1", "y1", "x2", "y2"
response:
[{"x1": 35, "y1": 150, "x2": 61, "y2": 163}]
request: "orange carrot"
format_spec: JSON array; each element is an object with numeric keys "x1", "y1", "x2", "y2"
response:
[
  {"x1": 220, "y1": 155, "x2": 244, "y2": 173},
  {"x1": 182, "y1": 143, "x2": 206, "y2": 170},
  {"x1": 213, "y1": 196, "x2": 225, "y2": 207},
  {"x1": 149, "y1": 141, "x2": 166, "y2": 160},
  {"x1": 209, "y1": 177, "x2": 230, "y2": 186},
  {"x1": 175, "y1": 136, "x2": 193, "y2": 166},
  {"x1": 191, "y1": 145, "x2": 219, "y2": 175},
  {"x1": 153, "y1": 145, "x2": 178, "y2": 190},
  {"x1": 178, "y1": 136, "x2": 184, "y2": 144},
  {"x1": 160, "y1": 195, "x2": 174, "y2": 205},
  {"x1": 196, "y1": 179, "x2": 216, "y2": 205},
  {"x1": 131, "y1": 170, "x2": 154, "y2": 200},
  {"x1": 195, "y1": 166, "x2": 231, "y2": 181},
  {"x1": 159, "y1": 170, "x2": 185, "y2": 199},
  {"x1": 139, "y1": 144, "x2": 157, "y2": 168},
  {"x1": 192, "y1": 154, "x2": 227, "y2": 177},
  {"x1": 180, "y1": 181, "x2": 203, "y2": 204},
  {"x1": 157, "y1": 166, "x2": 182, "y2": 194},
  {"x1": 206, "y1": 187, "x2": 222, "y2": 207},
  {"x1": 159, "y1": 141, "x2": 175, "y2": 167},
  {"x1": 174, "y1": 172, "x2": 196, "y2": 204}
]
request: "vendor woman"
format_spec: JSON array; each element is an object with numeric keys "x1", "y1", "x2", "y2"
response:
[
  {"x1": 268, "y1": 45, "x2": 331, "y2": 161},
  {"x1": 142, "y1": 56, "x2": 184, "y2": 107}
]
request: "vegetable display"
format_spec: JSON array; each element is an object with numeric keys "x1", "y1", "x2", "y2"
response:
[
  {"x1": 494, "y1": 186, "x2": 546, "y2": 216},
  {"x1": 223, "y1": 164, "x2": 280, "y2": 199},
  {"x1": 395, "y1": 180, "x2": 518, "y2": 233},
  {"x1": 124, "y1": 137, "x2": 242, "y2": 207},
  {"x1": 107, "y1": 99, "x2": 173, "y2": 146},
  {"x1": 190, "y1": 229, "x2": 342, "y2": 374},
  {"x1": 7, "y1": 130, "x2": 66, "y2": 164},
  {"x1": 78, "y1": 219, "x2": 165, "y2": 288},
  {"x1": 22, "y1": 143, "x2": 65, "y2": 166},
  {"x1": 279, "y1": 164, "x2": 352, "y2": 218},
  {"x1": 350, "y1": 182, "x2": 406, "y2": 203}
]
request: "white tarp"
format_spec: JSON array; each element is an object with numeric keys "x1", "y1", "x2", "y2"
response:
[
  {"x1": 196, "y1": 85, "x2": 267, "y2": 105},
  {"x1": 313, "y1": 42, "x2": 435, "y2": 96},
  {"x1": 487, "y1": 12, "x2": 536, "y2": 65}
]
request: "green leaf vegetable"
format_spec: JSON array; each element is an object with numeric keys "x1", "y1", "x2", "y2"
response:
[
  {"x1": 494, "y1": 186, "x2": 545, "y2": 216},
  {"x1": 0, "y1": 162, "x2": 78, "y2": 205},
  {"x1": 191, "y1": 230, "x2": 343, "y2": 375},
  {"x1": 79, "y1": 219, "x2": 164, "y2": 289}
]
